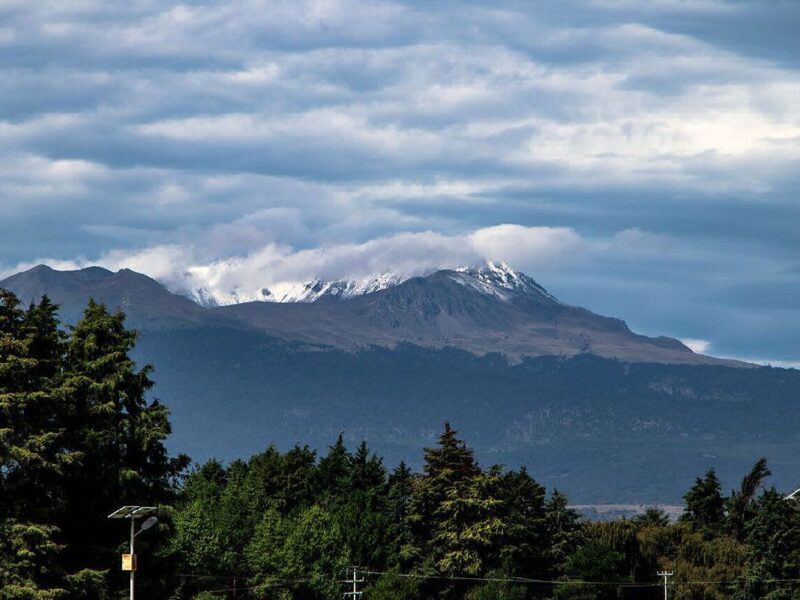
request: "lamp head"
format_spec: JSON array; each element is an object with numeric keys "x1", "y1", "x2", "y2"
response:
[{"x1": 139, "y1": 516, "x2": 158, "y2": 532}]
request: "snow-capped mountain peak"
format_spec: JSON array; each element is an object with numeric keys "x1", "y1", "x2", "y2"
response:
[
  {"x1": 190, "y1": 272, "x2": 403, "y2": 306},
  {"x1": 188, "y1": 262, "x2": 556, "y2": 307},
  {"x1": 450, "y1": 261, "x2": 560, "y2": 303}
]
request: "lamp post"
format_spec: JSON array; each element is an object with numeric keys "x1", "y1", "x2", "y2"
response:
[{"x1": 108, "y1": 506, "x2": 158, "y2": 600}]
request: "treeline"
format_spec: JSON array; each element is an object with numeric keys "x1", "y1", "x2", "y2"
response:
[{"x1": 2, "y1": 293, "x2": 800, "y2": 600}]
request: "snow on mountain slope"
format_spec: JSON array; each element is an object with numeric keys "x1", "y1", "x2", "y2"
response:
[
  {"x1": 189, "y1": 262, "x2": 561, "y2": 307},
  {"x1": 189, "y1": 262, "x2": 554, "y2": 307},
  {"x1": 190, "y1": 272, "x2": 403, "y2": 306},
  {"x1": 451, "y1": 262, "x2": 561, "y2": 303}
]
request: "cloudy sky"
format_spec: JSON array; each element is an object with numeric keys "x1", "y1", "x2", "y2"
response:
[{"x1": 1, "y1": 0, "x2": 799, "y2": 365}]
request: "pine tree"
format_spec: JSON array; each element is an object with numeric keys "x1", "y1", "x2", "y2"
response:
[
  {"x1": 338, "y1": 441, "x2": 389, "y2": 567},
  {"x1": 55, "y1": 300, "x2": 187, "y2": 594},
  {"x1": 498, "y1": 466, "x2": 547, "y2": 577},
  {"x1": 0, "y1": 292, "x2": 70, "y2": 599},
  {"x1": 386, "y1": 462, "x2": 418, "y2": 567},
  {"x1": 543, "y1": 490, "x2": 584, "y2": 578},
  {"x1": 409, "y1": 422, "x2": 480, "y2": 546},
  {"x1": 681, "y1": 468, "x2": 726, "y2": 534},
  {"x1": 315, "y1": 434, "x2": 352, "y2": 505}
]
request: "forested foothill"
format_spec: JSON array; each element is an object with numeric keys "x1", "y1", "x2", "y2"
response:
[{"x1": 2, "y1": 292, "x2": 799, "y2": 600}]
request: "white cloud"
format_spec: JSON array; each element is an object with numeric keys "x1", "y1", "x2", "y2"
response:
[
  {"x1": 680, "y1": 338, "x2": 712, "y2": 353},
  {"x1": 469, "y1": 225, "x2": 586, "y2": 268},
  {"x1": 2, "y1": 225, "x2": 588, "y2": 302},
  {"x1": 179, "y1": 225, "x2": 587, "y2": 301}
]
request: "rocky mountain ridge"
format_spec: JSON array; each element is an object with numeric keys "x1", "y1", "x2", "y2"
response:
[{"x1": 0, "y1": 263, "x2": 743, "y2": 366}]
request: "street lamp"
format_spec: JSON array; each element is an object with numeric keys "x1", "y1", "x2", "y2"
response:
[{"x1": 108, "y1": 505, "x2": 158, "y2": 600}]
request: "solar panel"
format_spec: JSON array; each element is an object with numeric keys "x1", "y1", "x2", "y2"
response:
[{"x1": 107, "y1": 506, "x2": 157, "y2": 519}]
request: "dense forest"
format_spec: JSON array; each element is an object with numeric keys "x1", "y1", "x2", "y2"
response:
[{"x1": 2, "y1": 291, "x2": 800, "y2": 600}]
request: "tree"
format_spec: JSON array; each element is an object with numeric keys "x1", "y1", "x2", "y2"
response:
[
  {"x1": 432, "y1": 467, "x2": 505, "y2": 576},
  {"x1": 557, "y1": 541, "x2": 627, "y2": 600},
  {"x1": 681, "y1": 469, "x2": 725, "y2": 535},
  {"x1": 366, "y1": 570, "x2": 421, "y2": 600},
  {"x1": 0, "y1": 293, "x2": 70, "y2": 599},
  {"x1": 409, "y1": 423, "x2": 480, "y2": 547},
  {"x1": 54, "y1": 301, "x2": 188, "y2": 594},
  {"x1": 632, "y1": 507, "x2": 670, "y2": 529},
  {"x1": 543, "y1": 490, "x2": 584, "y2": 578},
  {"x1": 315, "y1": 434, "x2": 352, "y2": 506},
  {"x1": 337, "y1": 441, "x2": 390, "y2": 568},
  {"x1": 280, "y1": 505, "x2": 350, "y2": 600},
  {"x1": 734, "y1": 488, "x2": 800, "y2": 600},
  {"x1": 385, "y1": 462, "x2": 418, "y2": 568},
  {"x1": 497, "y1": 466, "x2": 547, "y2": 577},
  {"x1": 727, "y1": 458, "x2": 771, "y2": 541}
]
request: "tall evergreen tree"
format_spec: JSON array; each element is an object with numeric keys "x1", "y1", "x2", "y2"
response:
[
  {"x1": 57, "y1": 300, "x2": 188, "y2": 581},
  {"x1": 409, "y1": 422, "x2": 480, "y2": 546},
  {"x1": 681, "y1": 468, "x2": 726, "y2": 535},
  {"x1": 0, "y1": 293, "x2": 70, "y2": 599},
  {"x1": 497, "y1": 467, "x2": 548, "y2": 577}
]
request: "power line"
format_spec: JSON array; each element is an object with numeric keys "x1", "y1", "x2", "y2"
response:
[{"x1": 176, "y1": 569, "x2": 800, "y2": 590}]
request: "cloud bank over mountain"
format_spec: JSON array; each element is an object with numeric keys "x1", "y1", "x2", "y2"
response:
[{"x1": 1, "y1": 0, "x2": 798, "y2": 364}]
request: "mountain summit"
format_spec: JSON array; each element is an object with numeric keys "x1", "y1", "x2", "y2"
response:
[
  {"x1": 189, "y1": 261, "x2": 548, "y2": 307},
  {"x1": 0, "y1": 263, "x2": 743, "y2": 366}
]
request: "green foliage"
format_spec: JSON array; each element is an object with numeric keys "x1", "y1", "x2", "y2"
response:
[
  {"x1": 726, "y1": 458, "x2": 771, "y2": 541},
  {"x1": 558, "y1": 541, "x2": 628, "y2": 600},
  {"x1": 681, "y1": 469, "x2": 726, "y2": 535},
  {"x1": 0, "y1": 292, "x2": 187, "y2": 598},
  {"x1": 465, "y1": 574, "x2": 526, "y2": 600},
  {"x1": 6, "y1": 290, "x2": 800, "y2": 600},
  {"x1": 366, "y1": 571, "x2": 421, "y2": 600}
]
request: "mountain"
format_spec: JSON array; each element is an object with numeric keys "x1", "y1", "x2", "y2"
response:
[
  {"x1": 190, "y1": 271, "x2": 402, "y2": 306},
  {"x1": 0, "y1": 264, "x2": 235, "y2": 328},
  {"x1": 218, "y1": 263, "x2": 742, "y2": 365},
  {"x1": 2, "y1": 263, "x2": 797, "y2": 503}
]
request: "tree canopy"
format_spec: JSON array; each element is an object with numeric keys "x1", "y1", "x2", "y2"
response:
[{"x1": 1, "y1": 290, "x2": 797, "y2": 600}]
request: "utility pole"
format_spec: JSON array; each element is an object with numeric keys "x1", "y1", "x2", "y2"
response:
[
  {"x1": 343, "y1": 566, "x2": 364, "y2": 599},
  {"x1": 657, "y1": 571, "x2": 673, "y2": 600}
]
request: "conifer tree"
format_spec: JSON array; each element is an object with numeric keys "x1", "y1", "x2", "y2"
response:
[
  {"x1": 498, "y1": 467, "x2": 548, "y2": 577},
  {"x1": 57, "y1": 300, "x2": 188, "y2": 578},
  {"x1": 0, "y1": 292, "x2": 70, "y2": 599},
  {"x1": 409, "y1": 422, "x2": 480, "y2": 546},
  {"x1": 432, "y1": 466, "x2": 505, "y2": 576},
  {"x1": 315, "y1": 434, "x2": 352, "y2": 505},
  {"x1": 543, "y1": 490, "x2": 584, "y2": 577},
  {"x1": 386, "y1": 462, "x2": 418, "y2": 567},
  {"x1": 681, "y1": 468, "x2": 726, "y2": 534}
]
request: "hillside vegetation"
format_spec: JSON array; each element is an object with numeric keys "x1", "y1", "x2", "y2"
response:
[{"x1": 2, "y1": 293, "x2": 799, "y2": 599}]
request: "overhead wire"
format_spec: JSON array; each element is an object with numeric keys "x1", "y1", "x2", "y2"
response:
[{"x1": 176, "y1": 569, "x2": 800, "y2": 589}]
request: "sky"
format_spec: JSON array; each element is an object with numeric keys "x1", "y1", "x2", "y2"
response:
[{"x1": 0, "y1": 0, "x2": 799, "y2": 366}]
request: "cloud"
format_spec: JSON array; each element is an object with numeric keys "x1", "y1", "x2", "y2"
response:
[
  {"x1": 70, "y1": 225, "x2": 586, "y2": 302},
  {"x1": 0, "y1": 0, "x2": 798, "y2": 364},
  {"x1": 680, "y1": 338, "x2": 711, "y2": 354}
]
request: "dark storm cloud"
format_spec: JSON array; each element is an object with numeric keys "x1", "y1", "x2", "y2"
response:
[{"x1": 0, "y1": 0, "x2": 798, "y2": 364}]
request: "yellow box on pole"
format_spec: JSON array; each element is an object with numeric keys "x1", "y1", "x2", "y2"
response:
[{"x1": 121, "y1": 553, "x2": 137, "y2": 571}]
